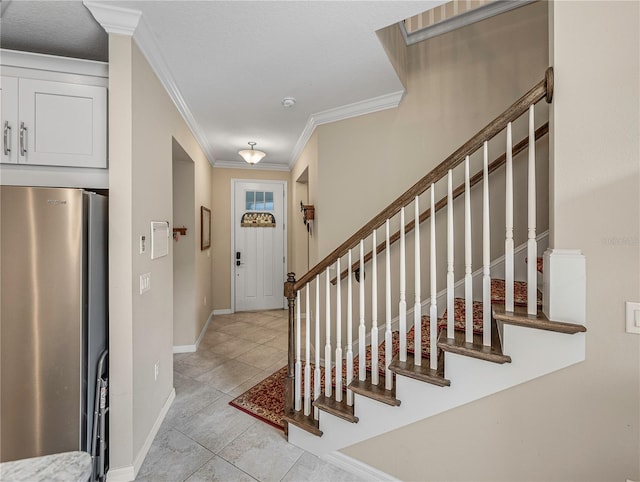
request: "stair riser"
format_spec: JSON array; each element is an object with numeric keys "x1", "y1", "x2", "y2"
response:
[{"x1": 288, "y1": 324, "x2": 585, "y2": 456}]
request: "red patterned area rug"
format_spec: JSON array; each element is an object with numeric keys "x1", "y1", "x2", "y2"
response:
[{"x1": 229, "y1": 366, "x2": 288, "y2": 431}]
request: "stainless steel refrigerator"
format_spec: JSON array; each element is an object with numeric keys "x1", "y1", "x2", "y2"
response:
[{"x1": 0, "y1": 186, "x2": 107, "y2": 463}]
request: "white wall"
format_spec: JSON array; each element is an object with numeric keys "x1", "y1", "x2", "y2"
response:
[{"x1": 341, "y1": 2, "x2": 640, "y2": 481}]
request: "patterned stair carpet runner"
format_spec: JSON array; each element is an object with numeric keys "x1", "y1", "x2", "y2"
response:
[{"x1": 229, "y1": 279, "x2": 541, "y2": 430}]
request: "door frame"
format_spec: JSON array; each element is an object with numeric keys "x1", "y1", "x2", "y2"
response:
[{"x1": 230, "y1": 178, "x2": 288, "y2": 313}]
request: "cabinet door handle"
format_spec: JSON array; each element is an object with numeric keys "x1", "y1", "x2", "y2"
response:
[
  {"x1": 3, "y1": 121, "x2": 10, "y2": 155},
  {"x1": 19, "y1": 122, "x2": 27, "y2": 156}
]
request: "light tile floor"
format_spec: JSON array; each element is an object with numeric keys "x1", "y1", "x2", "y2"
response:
[{"x1": 136, "y1": 309, "x2": 366, "y2": 482}]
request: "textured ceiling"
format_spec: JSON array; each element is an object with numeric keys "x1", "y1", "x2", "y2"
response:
[
  {"x1": 0, "y1": 0, "x2": 108, "y2": 61},
  {"x1": 1, "y1": 0, "x2": 444, "y2": 169}
]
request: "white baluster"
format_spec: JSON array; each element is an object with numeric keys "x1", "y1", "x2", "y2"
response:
[
  {"x1": 447, "y1": 170, "x2": 455, "y2": 340},
  {"x1": 482, "y1": 141, "x2": 491, "y2": 347},
  {"x1": 385, "y1": 220, "x2": 393, "y2": 390},
  {"x1": 414, "y1": 197, "x2": 422, "y2": 366},
  {"x1": 295, "y1": 290, "x2": 302, "y2": 411},
  {"x1": 304, "y1": 284, "x2": 311, "y2": 416},
  {"x1": 346, "y1": 249, "x2": 354, "y2": 406},
  {"x1": 314, "y1": 275, "x2": 321, "y2": 419},
  {"x1": 325, "y1": 267, "x2": 332, "y2": 398},
  {"x1": 527, "y1": 104, "x2": 537, "y2": 315},
  {"x1": 430, "y1": 184, "x2": 438, "y2": 369},
  {"x1": 399, "y1": 207, "x2": 407, "y2": 362},
  {"x1": 358, "y1": 239, "x2": 366, "y2": 381},
  {"x1": 371, "y1": 229, "x2": 379, "y2": 385},
  {"x1": 505, "y1": 122, "x2": 515, "y2": 313},
  {"x1": 464, "y1": 156, "x2": 473, "y2": 344},
  {"x1": 335, "y1": 258, "x2": 343, "y2": 402}
]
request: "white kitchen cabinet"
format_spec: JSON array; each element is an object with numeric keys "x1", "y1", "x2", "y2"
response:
[
  {"x1": 1, "y1": 76, "x2": 107, "y2": 168},
  {"x1": 1, "y1": 76, "x2": 19, "y2": 164}
]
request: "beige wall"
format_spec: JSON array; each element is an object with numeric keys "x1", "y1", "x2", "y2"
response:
[
  {"x1": 211, "y1": 167, "x2": 290, "y2": 312},
  {"x1": 109, "y1": 36, "x2": 213, "y2": 472},
  {"x1": 172, "y1": 142, "x2": 196, "y2": 346},
  {"x1": 108, "y1": 34, "x2": 135, "y2": 470},
  {"x1": 314, "y1": 2, "x2": 548, "y2": 262},
  {"x1": 341, "y1": 2, "x2": 640, "y2": 481},
  {"x1": 288, "y1": 2, "x2": 549, "y2": 348},
  {"x1": 290, "y1": 132, "x2": 319, "y2": 276},
  {"x1": 376, "y1": 23, "x2": 408, "y2": 90}
]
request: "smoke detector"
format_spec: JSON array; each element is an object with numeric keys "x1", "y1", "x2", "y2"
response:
[{"x1": 281, "y1": 97, "x2": 296, "y2": 108}]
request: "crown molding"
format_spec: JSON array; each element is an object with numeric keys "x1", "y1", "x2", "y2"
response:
[
  {"x1": 85, "y1": 1, "x2": 405, "y2": 169},
  {"x1": 85, "y1": 1, "x2": 217, "y2": 166},
  {"x1": 132, "y1": 17, "x2": 217, "y2": 165},
  {"x1": 83, "y1": 1, "x2": 141, "y2": 36},
  {"x1": 213, "y1": 160, "x2": 290, "y2": 172},
  {"x1": 400, "y1": 0, "x2": 535, "y2": 46},
  {"x1": 288, "y1": 90, "x2": 405, "y2": 168}
]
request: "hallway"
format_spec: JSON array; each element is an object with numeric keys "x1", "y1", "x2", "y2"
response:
[{"x1": 136, "y1": 310, "x2": 364, "y2": 481}]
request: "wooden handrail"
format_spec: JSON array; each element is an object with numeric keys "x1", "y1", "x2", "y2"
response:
[
  {"x1": 330, "y1": 122, "x2": 549, "y2": 285},
  {"x1": 293, "y1": 67, "x2": 553, "y2": 291}
]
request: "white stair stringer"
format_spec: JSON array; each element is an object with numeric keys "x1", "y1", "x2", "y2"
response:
[{"x1": 288, "y1": 324, "x2": 585, "y2": 456}]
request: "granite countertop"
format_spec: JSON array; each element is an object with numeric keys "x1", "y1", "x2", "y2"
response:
[{"x1": 0, "y1": 451, "x2": 92, "y2": 482}]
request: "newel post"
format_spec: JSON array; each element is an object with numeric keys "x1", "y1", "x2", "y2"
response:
[{"x1": 283, "y1": 272, "x2": 297, "y2": 436}]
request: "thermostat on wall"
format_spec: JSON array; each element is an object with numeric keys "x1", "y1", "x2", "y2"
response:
[{"x1": 150, "y1": 221, "x2": 169, "y2": 259}]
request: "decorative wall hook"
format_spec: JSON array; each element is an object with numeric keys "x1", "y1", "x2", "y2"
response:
[{"x1": 173, "y1": 226, "x2": 187, "y2": 241}]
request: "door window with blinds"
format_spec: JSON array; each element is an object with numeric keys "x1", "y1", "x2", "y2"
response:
[{"x1": 245, "y1": 191, "x2": 274, "y2": 211}]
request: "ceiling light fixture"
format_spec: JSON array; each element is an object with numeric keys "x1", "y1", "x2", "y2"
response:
[{"x1": 238, "y1": 141, "x2": 266, "y2": 165}]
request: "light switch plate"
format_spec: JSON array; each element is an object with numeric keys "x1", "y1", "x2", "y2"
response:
[
  {"x1": 625, "y1": 302, "x2": 640, "y2": 334},
  {"x1": 140, "y1": 272, "x2": 151, "y2": 294}
]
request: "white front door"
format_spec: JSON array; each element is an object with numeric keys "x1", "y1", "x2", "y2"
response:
[{"x1": 234, "y1": 180, "x2": 286, "y2": 311}]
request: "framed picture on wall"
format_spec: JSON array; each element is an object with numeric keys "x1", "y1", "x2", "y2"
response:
[{"x1": 201, "y1": 206, "x2": 211, "y2": 250}]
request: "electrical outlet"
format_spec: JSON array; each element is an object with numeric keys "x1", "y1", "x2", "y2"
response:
[{"x1": 154, "y1": 361, "x2": 159, "y2": 381}]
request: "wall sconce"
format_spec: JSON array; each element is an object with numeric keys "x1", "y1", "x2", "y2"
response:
[{"x1": 300, "y1": 201, "x2": 315, "y2": 235}]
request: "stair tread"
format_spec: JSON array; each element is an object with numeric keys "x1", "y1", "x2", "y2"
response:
[
  {"x1": 388, "y1": 352, "x2": 450, "y2": 387},
  {"x1": 283, "y1": 410, "x2": 323, "y2": 437},
  {"x1": 313, "y1": 395, "x2": 358, "y2": 423},
  {"x1": 437, "y1": 327, "x2": 511, "y2": 364},
  {"x1": 348, "y1": 375, "x2": 400, "y2": 406},
  {"x1": 492, "y1": 304, "x2": 586, "y2": 334}
]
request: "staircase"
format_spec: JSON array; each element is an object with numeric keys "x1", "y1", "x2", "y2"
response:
[{"x1": 282, "y1": 67, "x2": 587, "y2": 457}]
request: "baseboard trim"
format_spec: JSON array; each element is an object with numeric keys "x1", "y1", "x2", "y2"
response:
[
  {"x1": 106, "y1": 464, "x2": 135, "y2": 482},
  {"x1": 172, "y1": 344, "x2": 196, "y2": 354},
  {"x1": 213, "y1": 308, "x2": 233, "y2": 315},
  {"x1": 107, "y1": 388, "x2": 176, "y2": 482},
  {"x1": 172, "y1": 310, "x2": 215, "y2": 354},
  {"x1": 321, "y1": 451, "x2": 399, "y2": 481},
  {"x1": 133, "y1": 388, "x2": 176, "y2": 479}
]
